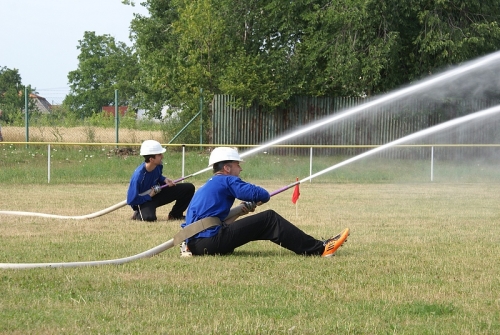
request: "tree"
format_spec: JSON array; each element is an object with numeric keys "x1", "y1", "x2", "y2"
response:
[
  {"x1": 130, "y1": 0, "x2": 232, "y2": 120},
  {"x1": 0, "y1": 66, "x2": 33, "y2": 124},
  {"x1": 64, "y1": 31, "x2": 139, "y2": 118},
  {"x1": 128, "y1": 0, "x2": 182, "y2": 118},
  {"x1": 218, "y1": 0, "x2": 310, "y2": 107},
  {"x1": 129, "y1": 0, "x2": 229, "y2": 143},
  {"x1": 130, "y1": 0, "x2": 310, "y2": 110},
  {"x1": 293, "y1": 1, "x2": 382, "y2": 97},
  {"x1": 411, "y1": 0, "x2": 500, "y2": 76},
  {"x1": 128, "y1": 0, "x2": 500, "y2": 111}
]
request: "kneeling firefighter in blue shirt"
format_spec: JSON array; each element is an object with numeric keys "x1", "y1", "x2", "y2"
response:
[
  {"x1": 181, "y1": 147, "x2": 349, "y2": 257},
  {"x1": 127, "y1": 140, "x2": 195, "y2": 222}
]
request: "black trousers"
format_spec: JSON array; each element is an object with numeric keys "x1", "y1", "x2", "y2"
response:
[
  {"x1": 187, "y1": 210, "x2": 325, "y2": 256},
  {"x1": 135, "y1": 183, "x2": 195, "y2": 221}
]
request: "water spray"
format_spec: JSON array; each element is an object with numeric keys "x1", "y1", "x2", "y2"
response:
[
  {"x1": 262, "y1": 104, "x2": 500, "y2": 195},
  {"x1": 3, "y1": 106, "x2": 499, "y2": 269},
  {"x1": 236, "y1": 51, "x2": 500, "y2": 159},
  {"x1": 2, "y1": 51, "x2": 500, "y2": 220}
]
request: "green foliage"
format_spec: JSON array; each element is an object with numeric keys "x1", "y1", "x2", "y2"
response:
[
  {"x1": 0, "y1": 66, "x2": 36, "y2": 124},
  {"x1": 0, "y1": 67, "x2": 23, "y2": 117},
  {"x1": 128, "y1": 0, "x2": 500, "y2": 110},
  {"x1": 64, "y1": 32, "x2": 140, "y2": 118},
  {"x1": 128, "y1": 0, "x2": 182, "y2": 116}
]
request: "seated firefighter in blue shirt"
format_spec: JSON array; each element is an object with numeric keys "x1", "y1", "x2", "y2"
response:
[
  {"x1": 127, "y1": 140, "x2": 195, "y2": 222},
  {"x1": 181, "y1": 147, "x2": 349, "y2": 256}
]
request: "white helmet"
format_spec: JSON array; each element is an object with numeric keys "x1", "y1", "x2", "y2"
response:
[
  {"x1": 140, "y1": 140, "x2": 166, "y2": 156},
  {"x1": 208, "y1": 147, "x2": 244, "y2": 167}
]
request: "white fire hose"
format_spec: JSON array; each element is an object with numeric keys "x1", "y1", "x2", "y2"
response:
[
  {"x1": 0, "y1": 200, "x2": 128, "y2": 220},
  {"x1": 0, "y1": 172, "x2": 206, "y2": 220},
  {"x1": 0, "y1": 203, "x2": 250, "y2": 269}
]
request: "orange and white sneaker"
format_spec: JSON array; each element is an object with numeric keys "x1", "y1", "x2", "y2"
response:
[{"x1": 321, "y1": 228, "x2": 350, "y2": 257}]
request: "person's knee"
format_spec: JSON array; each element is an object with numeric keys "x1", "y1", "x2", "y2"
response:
[
  {"x1": 181, "y1": 183, "x2": 195, "y2": 199},
  {"x1": 177, "y1": 182, "x2": 195, "y2": 194},
  {"x1": 262, "y1": 209, "x2": 277, "y2": 218}
]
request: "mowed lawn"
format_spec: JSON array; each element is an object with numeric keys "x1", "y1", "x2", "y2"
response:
[{"x1": 1, "y1": 181, "x2": 499, "y2": 334}]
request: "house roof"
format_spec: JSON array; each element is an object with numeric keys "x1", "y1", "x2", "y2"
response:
[
  {"x1": 29, "y1": 93, "x2": 52, "y2": 113},
  {"x1": 102, "y1": 106, "x2": 128, "y2": 116}
]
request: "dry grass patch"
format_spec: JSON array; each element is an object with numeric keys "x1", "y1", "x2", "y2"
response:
[{"x1": 2, "y1": 126, "x2": 164, "y2": 143}]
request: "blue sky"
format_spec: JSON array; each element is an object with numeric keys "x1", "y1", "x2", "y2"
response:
[{"x1": 0, "y1": 0, "x2": 148, "y2": 104}]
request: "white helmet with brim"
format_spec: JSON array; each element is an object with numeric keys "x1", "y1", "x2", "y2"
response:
[
  {"x1": 140, "y1": 140, "x2": 166, "y2": 156},
  {"x1": 208, "y1": 147, "x2": 244, "y2": 167}
]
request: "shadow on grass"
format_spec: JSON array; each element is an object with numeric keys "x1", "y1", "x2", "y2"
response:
[{"x1": 225, "y1": 250, "x2": 312, "y2": 257}]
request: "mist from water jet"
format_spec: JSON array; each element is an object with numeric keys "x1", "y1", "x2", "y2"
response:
[
  {"x1": 299, "y1": 105, "x2": 500, "y2": 184},
  {"x1": 239, "y1": 51, "x2": 500, "y2": 157}
]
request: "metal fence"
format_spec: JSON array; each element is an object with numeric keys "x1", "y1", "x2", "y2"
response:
[
  {"x1": 2, "y1": 142, "x2": 500, "y2": 186},
  {"x1": 211, "y1": 95, "x2": 500, "y2": 159},
  {"x1": 2, "y1": 95, "x2": 500, "y2": 161}
]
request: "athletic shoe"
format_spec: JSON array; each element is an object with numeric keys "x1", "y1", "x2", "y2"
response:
[
  {"x1": 321, "y1": 228, "x2": 350, "y2": 257},
  {"x1": 131, "y1": 211, "x2": 139, "y2": 220},
  {"x1": 180, "y1": 241, "x2": 192, "y2": 257}
]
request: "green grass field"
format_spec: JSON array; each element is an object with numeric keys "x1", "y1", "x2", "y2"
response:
[{"x1": 1, "y1": 146, "x2": 500, "y2": 334}]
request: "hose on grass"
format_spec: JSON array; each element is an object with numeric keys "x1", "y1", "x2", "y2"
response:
[{"x1": 0, "y1": 201, "x2": 252, "y2": 269}]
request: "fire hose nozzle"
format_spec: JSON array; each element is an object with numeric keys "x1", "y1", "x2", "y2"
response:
[
  {"x1": 243, "y1": 201, "x2": 257, "y2": 212},
  {"x1": 152, "y1": 185, "x2": 162, "y2": 195}
]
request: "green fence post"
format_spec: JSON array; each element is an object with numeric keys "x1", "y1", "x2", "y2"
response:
[
  {"x1": 168, "y1": 111, "x2": 201, "y2": 144},
  {"x1": 115, "y1": 89, "x2": 119, "y2": 147},
  {"x1": 199, "y1": 88, "x2": 203, "y2": 150},
  {"x1": 25, "y1": 87, "x2": 29, "y2": 147}
]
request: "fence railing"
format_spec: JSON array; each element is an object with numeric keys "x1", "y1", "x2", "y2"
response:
[{"x1": 3, "y1": 142, "x2": 500, "y2": 184}]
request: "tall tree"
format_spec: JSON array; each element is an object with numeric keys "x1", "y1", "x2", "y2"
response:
[
  {"x1": 130, "y1": 0, "x2": 309, "y2": 109},
  {"x1": 128, "y1": 0, "x2": 182, "y2": 117},
  {"x1": 64, "y1": 31, "x2": 139, "y2": 118},
  {"x1": 0, "y1": 66, "x2": 33, "y2": 124},
  {"x1": 294, "y1": 0, "x2": 377, "y2": 97},
  {"x1": 218, "y1": 0, "x2": 310, "y2": 107},
  {"x1": 411, "y1": 0, "x2": 500, "y2": 76},
  {"x1": 128, "y1": 0, "x2": 500, "y2": 110},
  {"x1": 130, "y1": 0, "x2": 234, "y2": 119}
]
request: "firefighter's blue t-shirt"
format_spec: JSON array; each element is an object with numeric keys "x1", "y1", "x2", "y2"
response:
[{"x1": 181, "y1": 174, "x2": 270, "y2": 238}]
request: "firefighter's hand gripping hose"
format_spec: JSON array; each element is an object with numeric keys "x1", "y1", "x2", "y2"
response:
[{"x1": 152, "y1": 184, "x2": 162, "y2": 195}]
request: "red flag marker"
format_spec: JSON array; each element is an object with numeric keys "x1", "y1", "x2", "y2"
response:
[{"x1": 291, "y1": 177, "x2": 300, "y2": 204}]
